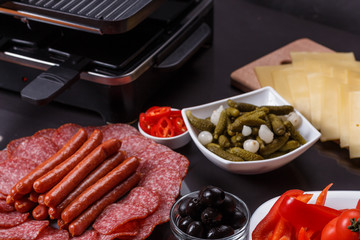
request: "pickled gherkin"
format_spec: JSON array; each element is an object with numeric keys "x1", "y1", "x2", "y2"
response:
[
  {"x1": 185, "y1": 99, "x2": 306, "y2": 162},
  {"x1": 206, "y1": 143, "x2": 244, "y2": 162},
  {"x1": 186, "y1": 110, "x2": 215, "y2": 132},
  {"x1": 228, "y1": 147, "x2": 264, "y2": 161}
]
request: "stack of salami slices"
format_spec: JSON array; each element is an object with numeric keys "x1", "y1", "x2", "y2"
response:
[{"x1": 0, "y1": 123, "x2": 189, "y2": 239}]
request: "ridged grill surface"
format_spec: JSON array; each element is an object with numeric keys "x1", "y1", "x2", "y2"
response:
[{"x1": 25, "y1": 0, "x2": 150, "y2": 20}]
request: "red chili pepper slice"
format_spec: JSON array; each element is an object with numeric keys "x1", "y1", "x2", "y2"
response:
[
  {"x1": 172, "y1": 116, "x2": 187, "y2": 135},
  {"x1": 139, "y1": 113, "x2": 152, "y2": 134},
  {"x1": 156, "y1": 117, "x2": 175, "y2": 138},
  {"x1": 145, "y1": 106, "x2": 171, "y2": 123}
]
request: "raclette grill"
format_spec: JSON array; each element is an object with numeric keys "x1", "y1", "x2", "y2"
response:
[{"x1": 0, "y1": 0, "x2": 213, "y2": 123}]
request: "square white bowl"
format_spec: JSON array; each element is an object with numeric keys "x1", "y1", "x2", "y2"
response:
[{"x1": 181, "y1": 87, "x2": 321, "y2": 174}]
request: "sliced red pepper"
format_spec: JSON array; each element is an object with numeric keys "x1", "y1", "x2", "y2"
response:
[
  {"x1": 252, "y1": 189, "x2": 304, "y2": 240},
  {"x1": 145, "y1": 106, "x2": 171, "y2": 123},
  {"x1": 172, "y1": 116, "x2": 187, "y2": 135},
  {"x1": 315, "y1": 183, "x2": 333, "y2": 206},
  {"x1": 356, "y1": 199, "x2": 360, "y2": 210},
  {"x1": 139, "y1": 113, "x2": 152, "y2": 134},
  {"x1": 156, "y1": 116, "x2": 175, "y2": 138},
  {"x1": 278, "y1": 196, "x2": 341, "y2": 232}
]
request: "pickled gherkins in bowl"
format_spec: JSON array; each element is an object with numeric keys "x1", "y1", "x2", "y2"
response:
[
  {"x1": 186, "y1": 100, "x2": 306, "y2": 161},
  {"x1": 181, "y1": 87, "x2": 321, "y2": 174}
]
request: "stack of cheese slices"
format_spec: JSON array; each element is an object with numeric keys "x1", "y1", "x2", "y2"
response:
[{"x1": 255, "y1": 52, "x2": 360, "y2": 159}]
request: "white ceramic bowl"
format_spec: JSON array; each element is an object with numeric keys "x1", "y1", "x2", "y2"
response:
[
  {"x1": 138, "y1": 109, "x2": 191, "y2": 149},
  {"x1": 181, "y1": 87, "x2": 321, "y2": 174}
]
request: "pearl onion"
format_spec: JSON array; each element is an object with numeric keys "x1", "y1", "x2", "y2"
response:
[
  {"x1": 286, "y1": 112, "x2": 302, "y2": 129},
  {"x1": 198, "y1": 131, "x2": 213, "y2": 145},
  {"x1": 258, "y1": 124, "x2": 274, "y2": 144},
  {"x1": 210, "y1": 105, "x2": 224, "y2": 125},
  {"x1": 243, "y1": 139, "x2": 259, "y2": 153},
  {"x1": 242, "y1": 125, "x2": 252, "y2": 136}
]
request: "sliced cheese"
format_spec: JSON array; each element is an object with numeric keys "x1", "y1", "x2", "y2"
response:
[
  {"x1": 349, "y1": 91, "x2": 360, "y2": 158},
  {"x1": 254, "y1": 64, "x2": 292, "y2": 88},
  {"x1": 271, "y1": 68, "x2": 294, "y2": 105},
  {"x1": 307, "y1": 73, "x2": 324, "y2": 130},
  {"x1": 290, "y1": 52, "x2": 355, "y2": 64}
]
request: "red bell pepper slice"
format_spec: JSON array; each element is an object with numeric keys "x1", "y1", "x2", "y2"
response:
[
  {"x1": 156, "y1": 116, "x2": 175, "y2": 138},
  {"x1": 315, "y1": 183, "x2": 333, "y2": 206},
  {"x1": 172, "y1": 116, "x2": 187, "y2": 135},
  {"x1": 278, "y1": 195, "x2": 341, "y2": 232},
  {"x1": 252, "y1": 189, "x2": 304, "y2": 240}
]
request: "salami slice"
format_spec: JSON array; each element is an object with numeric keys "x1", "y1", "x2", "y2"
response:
[
  {"x1": 51, "y1": 123, "x2": 82, "y2": 148},
  {"x1": 6, "y1": 136, "x2": 31, "y2": 158},
  {"x1": 136, "y1": 143, "x2": 172, "y2": 161},
  {"x1": 131, "y1": 195, "x2": 176, "y2": 240},
  {"x1": 93, "y1": 203, "x2": 149, "y2": 235},
  {"x1": 98, "y1": 221, "x2": 139, "y2": 240},
  {"x1": 0, "y1": 211, "x2": 29, "y2": 227},
  {"x1": 0, "y1": 150, "x2": 7, "y2": 164},
  {"x1": 10, "y1": 136, "x2": 59, "y2": 163},
  {"x1": 33, "y1": 128, "x2": 56, "y2": 140},
  {"x1": 120, "y1": 135, "x2": 155, "y2": 158},
  {"x1": 0, "y1": 157, "x2": 40, "y2": 196},
  {"x1": 0, "y1": 199, "x2": 15, "y2": 212},
  {"x1": 138, "y1": 151, "x2": 189, "y2": 178},
  {"x1": 100, "y1": 124, "x2": 141, "y2": 142},
  {"x1": 71, "y1": 230, "x2": 99, "y2": 240},
  {"x1": 140, "y1": 167, "x2": 182, "y2": 199},
  {"x1": 36, "y1": 226, "x2": 70, "y2": 240},
  {"x1": 121, "y1": 187, "x2": 160, "y2": 214},
  {"x1": 0, "y1": 220, "x2": 49, "y2": 240}
]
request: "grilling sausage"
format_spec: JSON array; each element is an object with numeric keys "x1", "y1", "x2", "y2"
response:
[
  {"x1": 44, "y1": 138, "x2": 122, "y2": 208},
  {"x1": 48, "y1": 150, "x2": 127, "y2": 219},
  {"x1": 28, "y1": 191, "x2": 40, "y2": 203},
  {"x1": 14, "y1": 198, "x2": 36, "y2": 213},
  {"x1": 32, "y1": 204, "x2": 49, "y2": 220},
  {"x1": 15, "y1": 128, "x2": 88, "y2": 195},
  {"x1": 61, "y1": 156, "x2": 139, "y2": 224},
  {"x1": 68, "y1": 172, "x2": 141, "y2": 236},
  {"x1": 33, "y1": 129, "x2": 103, "y2": 193}
]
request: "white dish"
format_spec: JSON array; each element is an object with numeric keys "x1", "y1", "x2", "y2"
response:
[
  {"x1": 249, "y1": 190, "x2": 360, "y2": 240},
  {"x1": 181, "y1": 87, "x2": 321, "y2": 174}
]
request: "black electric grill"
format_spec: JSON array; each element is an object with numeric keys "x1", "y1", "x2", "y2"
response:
[{"x1": 0, "y1": 0, "x2": 213, "y2": 123}]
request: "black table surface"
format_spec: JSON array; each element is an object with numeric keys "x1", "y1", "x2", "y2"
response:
[{"x1": 1, "y1": 0, "x2": 360, "y2": 239}]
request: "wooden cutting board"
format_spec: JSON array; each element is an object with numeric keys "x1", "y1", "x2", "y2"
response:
[{"x1": 230, "y1": 38, "x2": 334, "y2": 92}]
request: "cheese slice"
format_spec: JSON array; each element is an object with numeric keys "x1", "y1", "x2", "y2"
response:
[
  {"x1": 271, "y1": 68, "x2": 294, "y2": 105},
  {"x1": 255, "y1": 64, "x2": 292, "y2": 88},
  {"x1": 307, "y1": 73, "x2": 324, "y2": 130},
  {"x1": 349, "y1": 91, "x2": 360, "y2": 158},
  {"x1": 291, "y1": 52, "x2": 355, "y2": 64},
  {"x1": 320, "y1": 75, "x2": 341, "y2": 142}
]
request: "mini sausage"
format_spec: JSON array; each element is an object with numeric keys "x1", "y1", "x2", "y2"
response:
[
  {"x1": 28, "y1": 191, "x2": 40, "y2": 203},
  {"x1": 37, "y1": 193, "x2": 46, "y2": 206},
  {"x1": 32, "y1": 204, "x2": 49, "y2": 220},
  {"x1": 61, "y1": 156, "x2": 139, "y2": 224},
  {"x1": 15, "y1": 128, "x2": 88, "y2": 195},
  {"x1": 33, "y1": 129, "x2": 103, "y2": 193},
  {"x1": 48, "y1": 150, "x2": 127, "y2": 219},
  {"x1": 14, "y1": 198, "x2": 36, "y2": 213},
  {"x1": 68, "y1": 172, "x2": 141, "y2": 236},
  {"x1": 6, "y1": 187, "x2": 23, "y2": 205},
  {"x1": 57, "y1": 219, "x2": 68, "y2": 230},
  {"x1": 44, "y1": 138, "x2": 122, "y2": 208}
]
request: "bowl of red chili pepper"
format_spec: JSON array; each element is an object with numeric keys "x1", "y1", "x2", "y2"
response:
[{"x1": 138, "y1": 106, "x2": 190, "y2": 149}]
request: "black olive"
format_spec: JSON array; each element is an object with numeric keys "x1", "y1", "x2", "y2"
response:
[
  {"x1": 229, "y1": 209, "x2": 247, "y2": 229},
  {"x1": 201, "y1": 207, "x2": 223, "y2": 227},
  {"x1": 178, "y1": 198, "x2": 190, "y2": 217},
  {"x1": 199, "y1": 186, "x2": 225, "y2": 207},
  {"x1": 186, "y1": 221, "x2": 205, "y2": 238},
  {"x1": 220, "y1": 194, "x2": 236, "y2": 216},
  {"x1": 186, "y1": 197, "x2": 204, "y2": 220},
  {"x1": 207, "y1": 225, "x2": 234, "y2": 239},
  {"x1": 177, "y1": 216, "x2": 193, "y2": 232}
]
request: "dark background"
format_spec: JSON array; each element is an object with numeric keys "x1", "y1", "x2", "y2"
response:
[{"x1": 1, "y1": 0, "x2": 360, "y2": 239}]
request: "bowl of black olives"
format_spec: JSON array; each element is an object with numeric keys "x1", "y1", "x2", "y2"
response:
[{"x1": 170, "y1": 186, "x2": 250, "y2": 240}]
